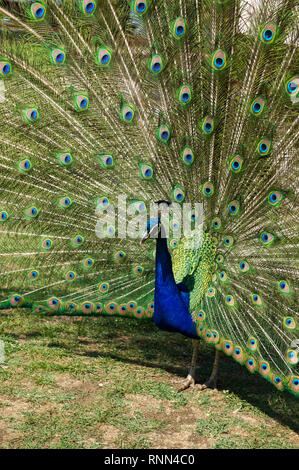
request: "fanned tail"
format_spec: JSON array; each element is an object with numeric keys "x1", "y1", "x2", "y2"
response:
[{"x1": 0, "y1": 0, "x2": 298, "y2": 395}]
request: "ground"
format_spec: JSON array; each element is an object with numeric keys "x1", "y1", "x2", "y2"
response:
[{"x1": 0, "y1": 309, "x2": 298, "y2": 449}]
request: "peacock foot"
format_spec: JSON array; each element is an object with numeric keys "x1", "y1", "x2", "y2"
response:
[
  {"x1": 177, "y1": 373, "x2": 196, "y2": 392},
  {"x1": 195, "y1": 377, "x2": 217, "y2": 391}
]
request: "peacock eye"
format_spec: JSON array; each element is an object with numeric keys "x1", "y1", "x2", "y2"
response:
[
  {"x1": 81, "y1": 301, "x2": 95, "y2": 313},
  {"x1": 259, "y1": 361, "x2": 270, "y2": 376},
  {"x1": 48, "y1": 297, "x2": 61, "y2": 310},
  {"x1": 257, "y1": 137, "x2": 271, "y2": 156},
  {"x1": 66, "y1": 271, "x2": 76, "y2": 281},
  {"x1": 239, "y1": 260, "x2": 249, "y2": 272},
  {"x1": 19, "y1": 158, "x2": 33, "y2": 173},
  {"x1": 51, "y1": 49, "x2": 66, "y2": 65},
  {"x1": 30, "y1": 2, "x2": 46, "y2": 20},
  {"x1": 172, "y1": 186, "x2": 185, "y2": 203},
  {"x1": 260, "y1": 22, "x2": 277, "y2": 44},
  {"x1": 42, "y1": 239, "x2": 53, "y2": 250},
  {"x1": 121, "y1": 104, "x2": 135, "y2": 122},
  {"x1": 97, "y1": 47, "x2": 112, "y2": 67},
  {"x1": 134, "y1": 266, "x2": 144, "y2": 275},
  {"x1": 106, "y1": 302, "x2": 117, "y2": 314},
  {"x1": 202, "y1": 182, "x2": 214, "y2": 197},
  {"x1": 178, "y1": 85, "x2": 192, "y2": 105},
  {"x1": 99, "y1": 154, "x2": 114, "y2": 169},
  {"x1": 10, "y1": 294, "x2": 24, "y2": 307},
  {"x1": 132, "y1": 1, "x2": 149, "y2": 15},
  {"x1": 207, "y1": 288, "x2": 216, "y2": 297},
  {"x1": 201, "y1": 117, "x2": 214, "y2": 135},
  {"x1": 170, "y1": 220, "x2": 179, "y2": 230},
  {"x1": 228, "y1": 200, "x2": 240, "y2": 216},
  {"x1": 286, "y1": 76, "x2": 299, "y2": 95},
  {"x1": 222, "y1": 340, "x2": 233, "y2": 355},
  {"x1": 229, "y1": 155, "x2": 243, "y2": 173},
  {"x1": 80, "y1": 1, "x2": 97, "y2": 15},
  {"x1": 26, "y1": 206, "x2": 39, "y2": 218},
  {"x1": 99, "y1": 282, "x2": 109, "y2": 293},
  {"x1": 29, "y1": 270, "x2": 39, "y2": 280},
  {"x1": 223, "y1": 236, "x2": 234, "y2": 247},
  {"x1": 72, "y1": 235, "x2": 84, "y2": 247},
  {"x1": 172, "y1": 17, "x2": 186, "y2": 40},
  {"x1": 59, "y1": 196, "x2": 72, "y2": 209},
  {"x1": 197, "y1": 310, "x2": 206, "y2": 320},
  {"x1": 149, "y1": 54, "x2": 164, "y2": 74},
  {"x1": 0, "y1": 60, "x2": 12, "y2": 77},
  {"x1": 23, "y1": 107, "x2": 39, "y2": 123},
  {"x1": 74, "y1": 94, "x2": 89, "y2": 111},
  {"x1": 251, "y1": 96, "x2": 266, "y2": 116},
  {"x1": 225, "y1": 295, "x2": 234, "y2": 306},
  {"x1": 278, "y1": 280, "x2": 290, "y2": 294},
  {"x1": 260, "y1": 231, "x2": 275, "y2": 246},
  {"x1": 251, "y1": 294, "x2": 262, "y2": 305},
  {"x1": 115, "y1": 250, "x2": 126, "y2": 261},
  {"x1": 169, "y1": 239, "x2": 178, "y2": 249},
  {"x1": 212, "y1": 217, "x2": 221, "y2": 230},
  {"x1": 211, "y1": 49, "x2": 227, "y2": 71},
  {"x1": 140, "y1": 163, "x2": 153, "y2": 180},
  {"x1": 181, "y1": 147, "x2": 194, "y2": 166},
  {"x1": 57, "y1": 152, "x2": 73, "y2": 167},
  {"x1": 267, "y1": 190, "x2": 283, "y2": 207},
  {"x1": 216, "y1": 254, "x2": 224, "y2": 264},
  {"x1": 248, "y1": 337, "x2": 258, "y2": 351},
  {"x1": 156, "y1": 124, "x2": 171, "y2": 143},
  {"x1": 0, "y1": 210, "x2": 9, "y2": 222},
  {"x1": 283, "y1": 316, "x2": 296, "y2": 330}
]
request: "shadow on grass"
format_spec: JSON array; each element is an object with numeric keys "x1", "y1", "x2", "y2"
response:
[
  {"x1": 1, "y1": 311, "x2": 298, "y2": 435},
  {"x1": 48, "y1": 316, "x2": 299, "y2": 435}
]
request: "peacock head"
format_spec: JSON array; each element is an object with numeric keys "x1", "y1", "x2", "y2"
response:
[
  {"x1": 140, "y1": 200, "x2": 171, "y2": 244},
  {"x1": 140, "y1": 218, "x2": 160, "y2": 244}
]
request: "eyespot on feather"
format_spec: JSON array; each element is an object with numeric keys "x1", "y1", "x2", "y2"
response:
[
  {"x1": 260, "y1": 22, "x2": 277, "y2": 44},
  {"x1": 172, "y1": 186, "x2": 185, "y2": 203},
  {"x1": 30, "y1": 2, "x2": 46, "y2": 20},
  {"x1": 177, "y1": 85, "x2": 192, "y2": 105},
  {"x1": 149, "y1": 54, "x2": 164, "y2": 74},
  {"x1": 202, "y1": 182, "x2": 214, "y2": 197},
  {"x1": 120, "y1": 104, "x2": 135, "y2": 123},
  {"x1": 79, "y1": 1, "x2": 97, "y2": 15},
  {"x1": 0, "y1": 60, "x2": 12, "y2": 78},
  {"x1": 50, "y1": 49, "x2": 66, "y2": 65},
  {"x1": 156, "y1": 124, "x2": 171, "y2": 143},
  {"x1": 96, "y1": 47, "x2": 112, "y2": 67},
  {"x1": 229, "y1": 155, "x2": 243, "y2": 173},
  {"x1": 0, "y1": 210, "x2": 9, "y2": 223},
  {"x1": 131, "y1": 0, "x2": 149, "y2": 16},
  {"x1": 171, "y1": 17, "x2": 187, "y2": 40},
  {"x1": 211, "y1": 49, "x2": 227, "y2": 71},
  {"x1": 257, "y1": 137, "x2": 271, "y2": 156}
]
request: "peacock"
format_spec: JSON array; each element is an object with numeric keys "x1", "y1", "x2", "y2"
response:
[{"x1": 0, "y1": 0, "x2": 298, "y2": 396}]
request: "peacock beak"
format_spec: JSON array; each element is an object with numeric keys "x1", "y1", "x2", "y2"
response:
[{"x1": 140, "y1": 231, "x2": 150, "y2": 245}]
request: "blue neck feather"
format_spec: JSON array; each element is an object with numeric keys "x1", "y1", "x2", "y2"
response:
[{"x1": 153, "y1": 234, "x2": 198, "y2": 339}]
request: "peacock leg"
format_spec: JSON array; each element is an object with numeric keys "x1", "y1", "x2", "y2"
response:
[
  {"x1": 177, "y1": 339, "x2": 199, "y2": 392},
  {"x1": 197, "y1": 350, "x2": 220, "y2": 391}
]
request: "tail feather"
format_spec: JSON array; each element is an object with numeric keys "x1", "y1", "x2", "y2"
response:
[{"x1": 0, "y1": 0, "x2": 298, "y2": 394}]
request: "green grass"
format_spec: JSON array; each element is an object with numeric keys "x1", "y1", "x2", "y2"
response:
[{"x1": 0, "y1": 309, "x2": 298, "y2": 449}]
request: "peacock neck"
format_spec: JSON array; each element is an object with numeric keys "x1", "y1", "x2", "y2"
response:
[
  {"x1": 155, "y1": 233, "x2": 176, "y2": 287},
  {"x1": 153, "y1": 227, "x2": 198, "y2": 339}
]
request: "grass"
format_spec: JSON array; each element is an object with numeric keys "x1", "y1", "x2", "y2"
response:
[{"x1": 0, "y1": 309, "x2": 298, "y2": 449}]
